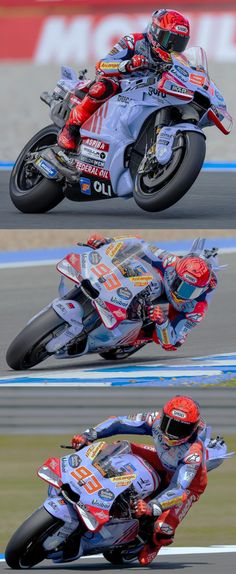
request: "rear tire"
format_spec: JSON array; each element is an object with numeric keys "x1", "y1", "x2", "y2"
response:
[
  {"x1": 5, "y1": 507, "x2": 62, "y2": 569},
  {"x1": 100, "y1": 344, "x2": 145, "y2": 361},
  {"x1": 133, "y1": 131, "x2": 206, "y2": 212},
  {"x1": 103, "y1": 549, "x2": 138, "y2": 565},
  {"x1": 6, "y1": 306, "x2": 66, "y2": 370},
  {"x1": 9, "y1": 125, "x2": 64, "y2": 213}
]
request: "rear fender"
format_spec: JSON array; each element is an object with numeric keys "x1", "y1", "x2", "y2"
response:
[{"x1": 155, "y1": 123, "x2": 205, "y2": 166}]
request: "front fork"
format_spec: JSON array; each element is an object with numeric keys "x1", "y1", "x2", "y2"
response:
[
  {"x1": 46, "y1": 298, "x2": 85, "y2": 353},
  {"x1": 43, "y1": 492, "x2": 79, "y2": 555}
]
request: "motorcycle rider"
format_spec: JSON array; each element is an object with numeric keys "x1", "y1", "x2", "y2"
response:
[
  {"x1": 57, "y1": 9, "x2": 190, "y2": 155},
  {"x1": 71, "y1": 395, "x2": 213, "y2": 565},
  {"x1": 85, "y1": 234, "x2": 218, "y2": 352}
]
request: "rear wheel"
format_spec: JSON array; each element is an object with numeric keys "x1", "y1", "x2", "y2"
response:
[
  {"x1": 5, "y1": 507, "x2": 62, "y2": 569},
  {"x1": 100, "y1": 344, "x2": 146, "y2": 361},
  {"x1": 133, "y1": 131, "x2": 206, "y2": 212},
  {"x1": 103, "y1": 548, "x2": 138, "y2": 565},
  {"x1": 9, "y1": 124, "x2": 64, "y2": 213}
]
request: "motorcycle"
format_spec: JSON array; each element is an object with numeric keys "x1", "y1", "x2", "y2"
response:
[
  {"x1": 9, "y1": 47, "x2": 232, "y2": 214},
  {"x1": 6, "y1": 236, "x2": 219, "y2": 371},
  {"x1": 5, "y1": 435, "x2": 233, "y2": 568},
  {"x1": 6, "y1": 237, "x2": 162, "y2": 370}
]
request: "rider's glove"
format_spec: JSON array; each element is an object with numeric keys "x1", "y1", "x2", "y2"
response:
[
  {"x1": 147, "y1": 305, "x2": 167, "y2": 325},
  {"x1": 208, "y1": 435, "x2": 225, "y2": 448},
  {"x1": 125, "y1": 55, "x2": 149, "y2": 73},
  {"x1": 87, "y1": 233, "x2": 108, "y2": 249},
  {"x1": 133, "y1": 499, "x2": 163, "y2": 518},
  {"x1": 71, "y1": 428, "x2": 97, "y2": 450},
  {"x1": 71, "y1": 434, "x2": 91, "y2": 450}
]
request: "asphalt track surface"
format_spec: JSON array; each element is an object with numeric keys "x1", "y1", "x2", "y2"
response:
[
  {"x1": 0, "y1": 253, "x2": 235, "y2": 377},
  {"x1": 1, "y1": 171, "x2": 236, "y2": 229},
  {"x1": 1, "y1": 552, "x2": 236, "y2": 574}
]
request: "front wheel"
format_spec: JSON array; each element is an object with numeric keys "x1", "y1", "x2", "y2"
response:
[
  {"x1": 5, "y1": 507, "x2": 62, "y2": 569},
  {"x1": 134, "y1": 131, "x2": 206, "y2": 212},
  {"x1": 6, "y1": 306, "x2": 66, "y2": 370},
  {"x1": 9, "y1": 124, "x2": 64, "y2": 213}
]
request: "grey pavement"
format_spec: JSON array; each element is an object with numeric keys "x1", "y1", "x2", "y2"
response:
[
  {"x1": 1, "y1": 552, "x2": 236, "y2": 573},
  {"x1": 1, "y1": 171, "x2": 236, "y2": 229}
]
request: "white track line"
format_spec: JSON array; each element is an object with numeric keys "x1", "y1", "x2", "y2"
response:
[{"x1": 1, "y1": 545, "x2": 236, "y2": 563}]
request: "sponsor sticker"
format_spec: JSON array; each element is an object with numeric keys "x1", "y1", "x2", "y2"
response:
[
  {"x1": 98, "y1": 488, "x2": 115, "y2": 501},
  {"x1": 117, "y1": 286, "x2": 132, "y2": 300},
  {"x1": 68, "y1": 454, "x2": 82, "y2": 468},
  {"x1": 100, "y1": 62, "x2": 120, "y2": 70},
  {"x1": 77, "y1": 161, "x2": 110, "y2": 180},
  {"x1": 80, "y1": 177, "x2": 91, "y2": 196},
  {"x1": 184, "y1": 453, "x2": 201, "y2": 464},
  {"x1": 215, "y1": 89, "x2": 224, "y2": 102},
  {"x1": 92, "y1": 498, "x2": 111, "y2": 509},
  {"x1": 110, "y1": 473, "x2": 136, "y2": 486},
  {"x1": 129, "y1": 275, "x2": 153, "y2": 287},
  {"x1": 93, "y1": 180, "x2": 112, "y2": 197},
  {"x1": 106, "y1": 242, "x2": 123, "y2": 259},
  {"x1": 82, "y1": 138, "x2": 109, "y2": 152},
  {"x1": 175, "y1": 65, "x2": 189, "y2": 78},
  {"x1": 88, "y1": 251, "x2": 102, "y2": 265},
  {"x1": 86, "y1": 441, "x2": 106, "y2": 460},
  {"x1": 36, "y1": 158, "x2": 58, "y2": 178},
  {"x1": 172, "y1": 409, "x2": 187, "y2": 419}
]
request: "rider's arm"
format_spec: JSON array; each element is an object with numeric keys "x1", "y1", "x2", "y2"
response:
[
  {"x1": 154, "y1": 289, "x2": 216, "y2": 351},
  {"x1": 84, "y1": 413, "x2": 155, "y2": 441},
  {"x1": 152, "y1": 441, "x2": 206, "y2": 512},
  {"x1": 96, "y1": 34, "x2": 144, "y2": 77}
]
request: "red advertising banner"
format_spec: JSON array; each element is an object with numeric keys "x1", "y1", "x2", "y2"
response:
[
  {"x1": 0, "y1": 11, "x2": 236, "y2": 62},
  {"x1": 0, "y1": 1, "x2": 235, "y2": 9}
]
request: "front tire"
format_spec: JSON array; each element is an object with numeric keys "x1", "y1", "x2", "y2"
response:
[
  {"x1": 5, "y1": 507, "x2": 62, "y2": 569},
  {"x1": 6, "y1": 306, "x2": 66, "y2": 370},
  {"x1": 134, "y1": 131, "x2": 206, "y2": 212},
  {"x1": 10, "y1": 125, "x2": 64, "y2": 213}
]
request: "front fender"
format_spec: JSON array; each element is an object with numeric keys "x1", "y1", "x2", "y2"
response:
[
  {"x1": 155, "y1": 123, "x2": 205, "y2": 165},
  {"x1": 44, "y1": 496, "x2": 78, "y2": 524}
]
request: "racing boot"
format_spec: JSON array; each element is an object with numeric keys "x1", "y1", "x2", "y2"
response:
[
  {"x1": 57, "y1": 122, "x2": 81, "y2": 152},
  {"x1": 138, "y1": 535, "x2": 173, "y2": 566}
]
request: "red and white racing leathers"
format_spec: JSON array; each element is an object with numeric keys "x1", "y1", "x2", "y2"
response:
[
  {"x1": 65, "y1": 33, "x2": 170, "y2": 131},
  {"x1": 82, "y1": 411, "x2": 208, "y2": 540}
]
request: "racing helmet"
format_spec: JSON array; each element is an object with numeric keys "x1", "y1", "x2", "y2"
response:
[
  {"x1": 147, "y1": 9, "x2": 190, "y2": 57},
  {"x1": 160, "y1": 395, "x2": 201, "y2": 446},
  {"x1": 167, "y1": 255, "x2": 211, "y2": 303}
]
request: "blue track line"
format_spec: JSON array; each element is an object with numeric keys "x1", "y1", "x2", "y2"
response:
[
  {"x1": 1, "y1": 237, "x2": 236, "y2": 266},
  {"x1": 1, "y1": 162, "x2": 236, "y2": 171}
]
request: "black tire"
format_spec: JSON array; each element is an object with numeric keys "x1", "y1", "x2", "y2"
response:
[
  {"x1": 100, "y1": 344, "x2": 146, "y2": 361},
  {"x1": 6, "y1": 306, "x2": 66, "y2": 370},
  {"x1": 5, "y1": 507, "x2": 62, "y2": 569},
  {"x1": 103, "y1": 549, "x2": 138, "y2": 565},
  {"x1": 134, "y1": 131, "x2": 206, "y2": 212},
  {"x1": 10, "y1": 125, "x2": 64, "y2": 213}
]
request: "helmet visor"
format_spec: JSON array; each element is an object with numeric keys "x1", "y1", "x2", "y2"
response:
[
  {"x1": 160, "y1": 413, "x2": 196, "y2": 440},
  {"x1": 157, "y1": 29, "x2": 189, "y2": 53},
  {"x1": 171, "y1": 276, "x2": 206, "y2": 300}
]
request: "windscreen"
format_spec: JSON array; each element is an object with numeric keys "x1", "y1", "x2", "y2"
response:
[{"x1": 92, "y1": 441, "x2": 131, "y2": 477}]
